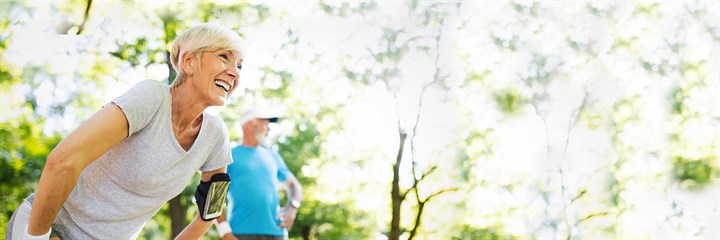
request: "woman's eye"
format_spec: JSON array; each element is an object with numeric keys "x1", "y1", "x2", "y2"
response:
[{"x1": 219, "y1": 54, "x2": 229, "y2": 60}]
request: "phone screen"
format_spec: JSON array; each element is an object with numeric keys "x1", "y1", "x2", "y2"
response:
[{"x1": 203, "y1": 180, "x2": 230, "y2": 220}]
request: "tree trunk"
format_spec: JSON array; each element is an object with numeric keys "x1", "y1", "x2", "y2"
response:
[
  {"x1": 301, "y1": 226, "x2": 311, "y2": 240},
  {"x1": 169, "y1": 194, "x2": 184, "y2": 238},
  {"x1": 408, "y1": 202, "x2": 425, "y2": 240},
  {"x1": 165, "y1": 51, "x2": 176, "y2": 84},
  {"x1": 389, "y1": 131, "x2": 407, "y2": 240},
  {"x1": 164, "y1": 18, "x2": 182, "y2": 236},
  {"x1": 161, "y1": 13, "x2": 177, "y2": 85}
]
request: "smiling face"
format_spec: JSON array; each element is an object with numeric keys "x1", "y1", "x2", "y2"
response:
[{"x1": 184, "y1": 49, "x2": 242, "y2": 106}]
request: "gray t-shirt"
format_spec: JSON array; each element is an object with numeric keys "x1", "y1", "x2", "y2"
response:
[{"x1": 53, "y1": 80, "x2": 232, "y2": 239}]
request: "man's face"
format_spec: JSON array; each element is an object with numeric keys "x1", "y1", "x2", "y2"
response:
[{"x1": 253, "y1": 119, "x2": 270, "y2": 142}]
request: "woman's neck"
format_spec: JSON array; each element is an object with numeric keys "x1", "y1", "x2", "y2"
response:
[{"x1": 170, "y1": 82, "x2": 207, "y2": 129}]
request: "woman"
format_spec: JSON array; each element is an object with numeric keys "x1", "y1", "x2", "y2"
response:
[{"x1": 6, "y1": 23, "x2": 243, "y2": 239}]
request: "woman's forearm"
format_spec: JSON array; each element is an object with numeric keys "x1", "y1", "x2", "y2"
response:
[
  {"x1": 174, "y1": 168, "x2": 227, "y2": 239},
  {"x1": 175, "y1": 214, "x2": 213, "y2": 240},
  {"x1": 27, "y1": 154, "x2": 83, "y2": 235}
]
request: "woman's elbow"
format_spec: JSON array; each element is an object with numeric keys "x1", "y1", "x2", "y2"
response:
[{"x1": 44, "y1": 149, "x2": 82, "y2": 177}]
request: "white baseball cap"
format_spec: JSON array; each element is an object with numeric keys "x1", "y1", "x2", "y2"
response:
[{"x1": 239, "y1": 108, "x2": 280, "y2": 126}]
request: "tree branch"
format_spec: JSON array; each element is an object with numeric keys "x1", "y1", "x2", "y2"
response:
[
  {"x1": 76, "y1": 0, "x2": 92, "y2": 35},
  {"x1": 576, "y1": 211, "x2": 611, "y2": 224},
  {"x1": 419, "y1": 165, "x2": 438, "y2": 182},
  {"x1": 422, "y1": 186, "x2": 461, "y2": 203},
  {"x1": 570, "y1": 189, "x2": 587, "y2": 204},
  {"x1": 401, "y1": 165, "x2": 439, "y2": 201},
  {"x1": 560, "y1": 81, "x2": 591, "y2": 240},
  {"x1": 393, "y1": 2, "x2": 462, "y2": 239},
  {"x1": 562, "y1": 89, "x2": 590, "y2": 157},
  {"x1": 408, "y1": 3, "x2": 467, "y2": 239},
  {"x1": 407, "y1": 3, "x2": 446, "y2": 205},
  {"x1": 401, "y1": 180, "x2": 415, "y2": 201}
]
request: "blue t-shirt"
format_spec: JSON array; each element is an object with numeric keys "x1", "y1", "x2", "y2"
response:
[{"x1": 226, "y1": 145, "x2": 291, "y2": 236}]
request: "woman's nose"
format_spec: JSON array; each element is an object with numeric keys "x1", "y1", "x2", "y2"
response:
[{"x1": 226, "y1": 66, "x2": 238, "y2": 79}]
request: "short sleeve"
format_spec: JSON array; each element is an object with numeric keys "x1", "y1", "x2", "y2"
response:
[
  {"x1": 111, "y1": 80, "x2": 165, "y2": 137},
  {"x1": 200, "y1": 116, "x2": 233, "y2": 172},
  {"x1": 272, "y1": 151, "x2": 292, "y2": 182}
]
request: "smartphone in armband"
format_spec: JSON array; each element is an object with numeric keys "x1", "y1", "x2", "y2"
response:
[{"x1": 197, "y1": 173, "x2": 231, "y2": 221}]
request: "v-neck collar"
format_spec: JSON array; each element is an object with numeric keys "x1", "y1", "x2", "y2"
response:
[{"x1": 167, "y1": 87, "x2": 206, "y2": 154}]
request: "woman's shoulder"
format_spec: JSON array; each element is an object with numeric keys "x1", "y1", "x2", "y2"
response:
[
  {"x1": 134, "y1": 79, "x2": 168, "y2": 90},
  {"x1": 124, "y1": 80, "x2": 168, "y2": 97},
  {"x1": 202, "y1": 113, "x2": 229, "y2": 135}
]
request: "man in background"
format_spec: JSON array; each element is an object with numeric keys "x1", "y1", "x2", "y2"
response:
[{"x1": 215, "y1": 108, "x2": 302, "y2": 240}]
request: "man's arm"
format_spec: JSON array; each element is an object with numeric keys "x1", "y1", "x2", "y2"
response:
[
  {"x1": 175, "y1": 167, "x2": 227, "y2": 240},
  {"x1": 278, "y1": 175, "x2": 302, "y2": 231}
]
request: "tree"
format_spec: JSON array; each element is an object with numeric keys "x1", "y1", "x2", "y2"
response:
[{"x1": 318, "y1": 1, "x2": 469, "y2": 239}]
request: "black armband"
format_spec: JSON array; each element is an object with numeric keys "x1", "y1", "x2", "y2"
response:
[{"x1": 195, "y1": 173, "x2": 231, "y2": 221}]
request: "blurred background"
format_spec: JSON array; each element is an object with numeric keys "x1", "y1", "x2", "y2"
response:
[{"x1": 1, "y1": 0, "x2": 718, "y2": 239}]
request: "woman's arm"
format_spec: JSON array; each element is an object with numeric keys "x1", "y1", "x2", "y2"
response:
[
  {"x1": 215, "y1": 209, "x2": 237, "y2": 240},
  {"x1": 175, "y1": 167, "x2": 227, "y2": 240},
  {"x1": 27, "y1": 103, "x2": 130, "y2": 236}
]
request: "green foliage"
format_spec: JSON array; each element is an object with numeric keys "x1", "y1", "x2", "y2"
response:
[
  {"x1": 606, "y1": 173, "x2": 621, "y2": 207},
  {"x1": 318, "y1": 1, "x2": 377, "y2": 17},
  {"x1": 492, "y1": 34, "x2": 518, "y2": 51},
  {"x1": 669, "y1": 87, "x2": 685, "y2": 115},
  {"x1": 0, "y1": 61, "x2": 15, "y2": 85},
  {"x1": 668, "y1": 59, "x2": 716, "y2": 190},
  {"x1": 260, "y1": 68, "x2": 293, "y2": 99},
  {"x1": 110, "y1": 38, "x2": 165, "y2": 67},
  {"x1": 493, "y1": 88, "x2": 523, "y2": 114},
  {"x1": 277, "y1": 119, "x2": 319, "y2": 185},
  {"x1": 454, "y1": 225, "x2": 514, "y2": 240},
  {"x1": 465, "y1": 71, "x2": 490, "y2": 86},
  {"x1": 293, "y1": 199, "x2": 372, "y2": 239},
  {"x1": 673, "y1": 157, "x2": 717, "y2": 189},
  {"x1": 461, "y1": 129, "x2": 495, "y2": 182},
  {"x1": 140, "y1": 203, "x2": 171, "y2": 239},
  {"x1": 512, "y1": 1, "x2": 539, "y2": 17},
  {"x1": 0, "y1": 115, "x2": 61, "y2": 237},
  {"x1": 633, "y1": 2, "x2": 660, "y2": 16},
  {"x1": 0, "y1": 64, "x2": 7, "y2": 83},
  {"x1": 1, "y1": 12, "x2": 18, "y2": 85}
]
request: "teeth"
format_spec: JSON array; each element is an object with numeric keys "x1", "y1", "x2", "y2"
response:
[{"x1": 214, "y1": 80, "x2": 230, "y2": 92}]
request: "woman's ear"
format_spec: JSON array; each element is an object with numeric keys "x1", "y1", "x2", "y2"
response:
[{"x1": 181, "y1": 52, "x2": 194, "y2": 75}]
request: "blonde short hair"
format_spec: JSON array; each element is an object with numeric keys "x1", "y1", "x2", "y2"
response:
[{"x1": 170, "y1": 23, "x2": 244, "y2": 87}]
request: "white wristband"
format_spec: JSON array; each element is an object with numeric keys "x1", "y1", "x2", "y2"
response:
[
  {"x1": 216, "y1": 221, "x2": 232, "y2": 237},
  {"x1": 24, "y1": 225, "x2": 51, "y2": 240}
]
